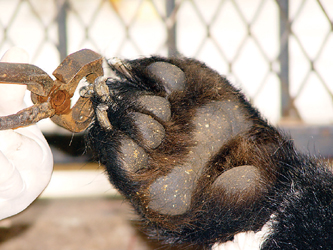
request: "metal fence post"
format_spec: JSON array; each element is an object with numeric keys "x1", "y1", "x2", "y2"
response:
[
  {"x1": 166, "y1": 0, "x2": 177, "y2": 56},
  {"x1": 278, "y1": 0, "x2": 300, "y2": 121},
  {"x1": 56, "y1": 0, "x2": 68, "y2": 61},
  {"x1": 278, "y1": 0, "x2": 290, "y2": 118}
]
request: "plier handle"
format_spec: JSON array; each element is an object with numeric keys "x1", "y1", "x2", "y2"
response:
[{"x1": 0, "y1": 49, "x2": 103, "y2": 132}]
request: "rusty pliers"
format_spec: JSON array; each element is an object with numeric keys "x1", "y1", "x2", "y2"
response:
[{"x1": 0, "y1": 49, "x2": 103, "y2": 132}]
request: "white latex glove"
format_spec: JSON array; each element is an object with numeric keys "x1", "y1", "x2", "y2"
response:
[{"x1": 0, "y1": 47, "x2": 53, "y2": 219}]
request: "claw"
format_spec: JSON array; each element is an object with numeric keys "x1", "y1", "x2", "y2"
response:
[
  {"x1": 96, "y1": 103, "x2": 113, "y2": 131},
  {"x1": 93, "y1": 76, "x2": 110, "y2": 103}
]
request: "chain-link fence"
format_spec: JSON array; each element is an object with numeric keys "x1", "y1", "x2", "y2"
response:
[{"x1": 1, "y1": 0, "x2": 333, "y2": 127}]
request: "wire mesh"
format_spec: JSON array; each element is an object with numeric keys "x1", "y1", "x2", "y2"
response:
[{"x1": 0, "y1": 0, "x2": 332, "y2": 125}]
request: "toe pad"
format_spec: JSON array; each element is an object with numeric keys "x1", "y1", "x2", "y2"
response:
[{"x1": 147, "y1": 62, "x2": 186, "y2": 94}]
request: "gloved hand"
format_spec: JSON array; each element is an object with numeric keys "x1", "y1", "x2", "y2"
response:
[{"x1": 0, "y1": 47, "x2": 53, "y2": 220}]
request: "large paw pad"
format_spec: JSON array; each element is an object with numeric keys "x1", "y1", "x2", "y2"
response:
[{"x1": 147, "y1": 101, "x2": 254, "y2": 215}]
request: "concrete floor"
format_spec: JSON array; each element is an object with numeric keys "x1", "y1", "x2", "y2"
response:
[{"x1": 0, "y1": 198, "x2": 197, "y2": 250}]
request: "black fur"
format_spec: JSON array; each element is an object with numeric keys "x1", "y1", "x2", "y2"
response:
[{"x1": 86, "y1": 56, "x2": 333, "y2": 249}]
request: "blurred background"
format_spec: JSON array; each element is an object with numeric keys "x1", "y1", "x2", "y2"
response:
[{"x1": 0, "y1": 0, "x2": 332, "y2": 249}]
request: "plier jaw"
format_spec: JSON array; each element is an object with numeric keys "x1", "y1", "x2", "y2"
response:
[{"x1": 0, "y1": 49, "x2": 104, "y2": 132}]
